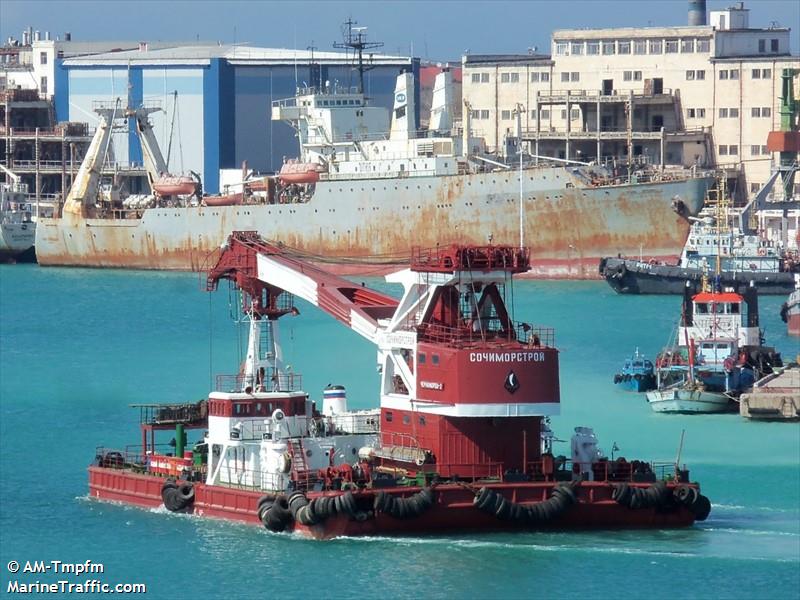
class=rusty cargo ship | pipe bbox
[35,71,712,278]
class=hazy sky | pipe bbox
[2,0,798,61]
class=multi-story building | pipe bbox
[462,1,800,201]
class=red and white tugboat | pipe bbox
[89,232,711,538]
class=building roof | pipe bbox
[62,44,411,67]
[464,53,552,66]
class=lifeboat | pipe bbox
[152,175,196,196]
[203,193,243,207]
[278,161,326,185]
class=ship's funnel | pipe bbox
[429,70,453,134]
[390,72,416,141]
[688,0,707,25]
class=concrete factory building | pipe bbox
[462,1,800,200]
[55,44,414,193]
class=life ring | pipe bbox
[757,247,766,257]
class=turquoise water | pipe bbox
[1,264,798,599]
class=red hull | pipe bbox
[88,467,698,539]
[789,313,800,336]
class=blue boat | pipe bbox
[613,349,657,392]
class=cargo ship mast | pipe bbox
[333,19,384,95]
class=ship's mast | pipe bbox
[333,19,384,95]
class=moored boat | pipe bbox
[88,232,712,538]
[646,282,781,414]
[613,349,656,392]
[0,181,36,263]
[35,59,712,277]
[780,275,800,336]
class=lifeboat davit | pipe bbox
[153,175,196,196]
[278,161,325,184]
[203,192,243,207]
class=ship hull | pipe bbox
[88,467,699,538]
[600,257,798,295]
[0,222,36,263]
[36,170,710,278]
[645,389,737,413]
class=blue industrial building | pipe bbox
[55,45,416,193]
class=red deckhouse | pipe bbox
[89,232,711,538]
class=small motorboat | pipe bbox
[613,349,656,392]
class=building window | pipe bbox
[665,39,679,53]
[570,108,580,120]
[758,39,766,53]
[587,41,600,55]
[730,69,739,80]
[751,107,761,117]
[618,40,631,54]
[501,110,512,120]
[561,72,570,82]
[471,73,480,83]
[750,183,760,193]
[634,40,647,54]
[686,70,695,81]
[697,108,705,118]
[762,69,771,79]
[719,145,728,155]
[500,72,519,83]
[624,71,633,82]
[531,72,539,82]
[730,108,739,118]
[771,39,779,52]
[750,145,761,155]
[634,71,642,81]
[541,72,550,82]
[571,42,584,55]
[762,145,769,154]
[719,108,728,118]
[649,39,662,54]
[696,39,710,52]
[681,39,694,53]
[719,70,729,80]
[39,51,47,65]
[695,70,705,80]
[570,72,579,82]
[602,41,615,55]
[540,109,550,119]
[752,69,761,79]
[687,108,696,118]
[40,76,48,95]
[385,411,393,422]
[728,145,738,155]
[556,42,568,55]
[560,109,567,120]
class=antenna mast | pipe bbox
[333,19,384,95]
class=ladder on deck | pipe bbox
[288,438,315,490]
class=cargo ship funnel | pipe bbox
[390,72,416,141]
[429,69,453,134]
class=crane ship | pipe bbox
[88,231,711,538]
[35,31,712,278]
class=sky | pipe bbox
[1,0,798,62]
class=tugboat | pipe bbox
[613,349,656,392]
[646,281,782,414]
[88,232,712,538]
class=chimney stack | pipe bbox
[688,0,707,26]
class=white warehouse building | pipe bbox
[462,1,800,201]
